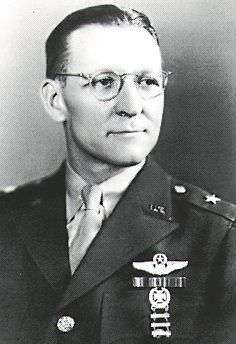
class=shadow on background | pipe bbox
[155,25,235,202]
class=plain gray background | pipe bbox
[0,0,235,202]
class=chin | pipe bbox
[102,144,154,167]
[106,153,147,167]
[116,160,143,167]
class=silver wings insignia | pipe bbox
[133,253,188,275]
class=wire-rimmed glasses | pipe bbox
[55,70,172,101]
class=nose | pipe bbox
[114,77,143,117]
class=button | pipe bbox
[174,185,187,194]
[57,316,75,332]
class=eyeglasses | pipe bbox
[55,70,172,101]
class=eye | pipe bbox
[92,76,115,88]
[139,77,160,87]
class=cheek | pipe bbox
[65,95,91,118]
[68,101,112,140]
[146,98,164,127]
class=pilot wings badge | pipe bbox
[132,253,188,340]
[133,253,188,275]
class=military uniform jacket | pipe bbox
[0,158,235,344]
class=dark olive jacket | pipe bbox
[0,158,235,344]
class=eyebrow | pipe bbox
[137,70,163,75]
[90,69,163,75]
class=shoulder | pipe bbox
[0,177,47,209]
[0,164,65,208]
[136,157,236,224]
[172,180,236,223]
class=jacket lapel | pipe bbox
[21,166,71,294]
[59,158,179,308]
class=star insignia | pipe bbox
[205,194,221,205]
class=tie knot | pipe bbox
[81,184,103,211]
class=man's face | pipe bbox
[62,24,164,167]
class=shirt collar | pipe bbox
[99,160,145,217]
[66,163,86,222]
[66,159,145,222]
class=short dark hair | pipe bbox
[45,4,159,79]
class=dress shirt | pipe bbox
[66,160,145,246]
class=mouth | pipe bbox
[107,129,146,137]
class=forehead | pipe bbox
[67,24,162,74]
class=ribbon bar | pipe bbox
[133,276,187,288]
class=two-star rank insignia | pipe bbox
[133,253,188,339]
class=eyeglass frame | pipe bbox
[55,70,172,101]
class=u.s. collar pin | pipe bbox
[150,204,166,216]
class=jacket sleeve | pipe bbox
[199,220,236,344]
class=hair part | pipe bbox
[45,4,160,80]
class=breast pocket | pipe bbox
[100,289,152,344]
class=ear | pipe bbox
[40,79,68,122]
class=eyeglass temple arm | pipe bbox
[55,72,90,79]
[163,71,172,87]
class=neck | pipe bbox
[67,147,132,185]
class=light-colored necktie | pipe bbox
[69,185,105,274]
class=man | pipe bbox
[0,4,235,344]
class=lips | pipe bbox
[107,129,146,136]
[114,130,145,134]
